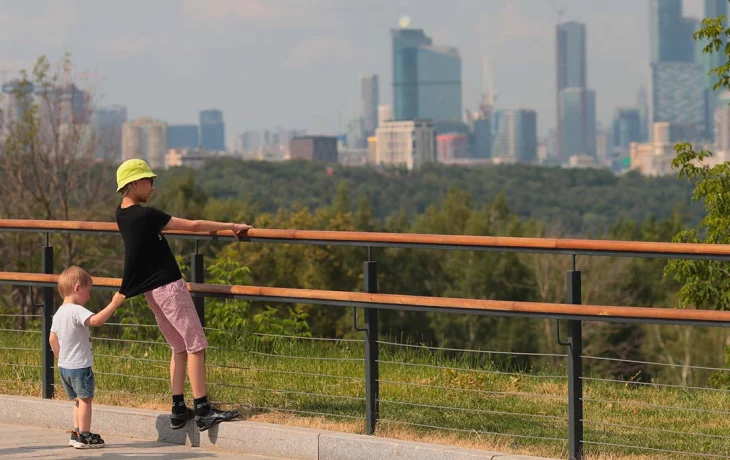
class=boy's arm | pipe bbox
[86,292,126,328]
[165,217,253,238]
[49,332,60,358]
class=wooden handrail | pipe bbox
[2,271,728,326]
[0,219,729,258]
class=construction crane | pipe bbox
[479,54,497,120]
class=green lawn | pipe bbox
[1,328,729,460]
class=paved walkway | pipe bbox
[0,423,283,459]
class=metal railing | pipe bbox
[2,219,730,460]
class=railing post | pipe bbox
[567,267,583,460]
[41,235,54,399]
[191,241,205,328]
[364,256,379,435]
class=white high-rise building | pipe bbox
[377,105,392,128]
[122,118,168,169]
[375,120,435,170]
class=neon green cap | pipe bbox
[116,159,157,192]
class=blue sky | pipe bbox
[0,0,708,143]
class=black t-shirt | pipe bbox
[116,205,183,298]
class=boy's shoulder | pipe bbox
[54,303,93,325]
[117,204,165,218]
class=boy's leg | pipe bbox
[69,400,80,447]
[147,288,196,429]
[75,397,104,449]
[147,279,238,430]
[188,350,206,398]
[73,399,79,431]
[78,397,92,433]
[171,351,188,395]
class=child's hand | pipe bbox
[111,292,126,307]
[233,223,253,239]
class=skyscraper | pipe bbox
[613,108,642,153]
[377,105,392,127]
[94,105,127,161]
[167,124,199,149]
[239,130,262,153]
[559,89,596,158]
[556,21,595,162]
[556,22,586,90]
[649,1,708,140]
[492,109,538,164]
[360,75,379,137]
[375,120,436,169]
[59,84,89,125]
[649,62,709,136]
[199,109,225,151]
[650,0,693,63]
[392,28,431,121]
[636,86,650,142]
[391,27,462,124]
[122,118,167,169]
[1,80,34,135]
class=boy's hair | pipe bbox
[119,183,131,196]
[58,266,92,297]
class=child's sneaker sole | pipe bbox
[73,441,104,449]
[195,408,241,432]
[170,407,195,430]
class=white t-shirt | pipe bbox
[50,303,95,369]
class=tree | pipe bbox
[0,55,118,325]
[665,14,730,310]
[664,13,730,384]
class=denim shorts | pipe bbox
[59,366,95,400]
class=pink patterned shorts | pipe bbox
[144,279,208,354]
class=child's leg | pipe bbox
[78,397,93,433]
[171,351,187,395]
[188,350,206,398]
[146,280,208,398]
[73,399,79,431]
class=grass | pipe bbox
[1,327,730,460]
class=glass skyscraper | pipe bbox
[492,109,537,163]
[559,88,596,158]
[168,124,199,149]
[556,22,586,90]
[650,62,709,136]
[650,0,691,63]
[556,21,594,162]
[612,108,641,151]
[648,0,710,140]
[199,109,225,151]
[391,28,462,123]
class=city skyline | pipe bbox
[0,0,710,144]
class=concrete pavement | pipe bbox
[0,423,283,459]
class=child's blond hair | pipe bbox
[58,266,92,298]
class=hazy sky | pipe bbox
[0,0,708,144]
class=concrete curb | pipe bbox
[0,395,557,460]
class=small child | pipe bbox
[49,266,125,449]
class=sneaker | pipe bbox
[195,407,240,432]
[68,431,77,447]
[74,432,105,449]
[170,407,195,430]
